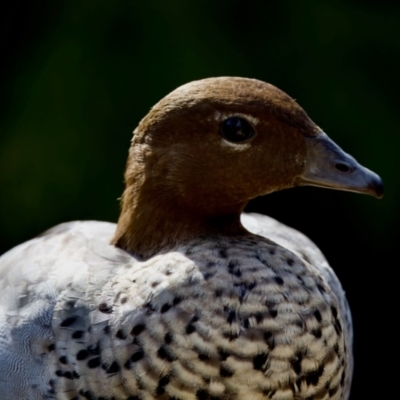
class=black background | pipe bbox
[1,1,399,398]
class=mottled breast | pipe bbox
[48,231,351,400]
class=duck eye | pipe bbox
[221,117,255,143]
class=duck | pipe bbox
[0,77,383,400]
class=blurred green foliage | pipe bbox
[0,1,398,398]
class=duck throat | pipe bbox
[111,178,247,260]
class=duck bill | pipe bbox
[296,133,384,199]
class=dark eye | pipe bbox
[221,117,255,143]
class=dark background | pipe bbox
[0,1,398,398]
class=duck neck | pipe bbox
[111,179,247,260]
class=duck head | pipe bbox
[112,77,383,258]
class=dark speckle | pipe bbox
[220,365,234,377]
[198,353,209,361]
[144,301,156,313]
[48,343,55,352]
[156,375,170,395]
[48,379,55,389]
[334,320,342,336]
[218,348,229,361]
[126,397,141,400]
[305,365,324,386]
[312,328,322,339]
[223,331,239,340]
[87,357,101,368]
[164,332,173,344]
[196,389,211,400]
[334,343,339,355]
[253,353,268,370]
[227,260,242,277]
[255,313,263,323]
[263,331,275,350]
[98,302,113,314]
[215,288,223,297]
[59,356,68,365]
[76,350,89,360]
[296,320,304,329]
[55,370,63,377]
[269,309,278,318]
[219,248,228,258]
[63,371,73,380]
[157,346,176,362]
[203,272,214,280]
[263,331,272,341]
[60,316,78,327]
[314,310,322,322]
[160,303,171,313]
[274,276,284,285]
[131,324,145,336]
[234,282,248,300]
[173,296,182,305]
[66,300,76,308]
[131,350,144,362]
[79,389,96,400]
[116,329,127,340]
[263,389,276,397]
[103,361,120,374]
[340,371,346,386]
[227,260,238,270]
[329,386,339,397]
[317,284,325,294]
[287,259,294,266]
[234,269,242,277]
[331,306,342,336]
[72,330,84,339]
[120,297,128,304]
[291,353,302,374]
[227,310,236,324]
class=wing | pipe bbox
[0,221,132,399]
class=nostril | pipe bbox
[335,163,351,173]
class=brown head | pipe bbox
[112,77,383,258]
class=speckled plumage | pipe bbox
[0,77,382,400]
[0,217,351,400]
